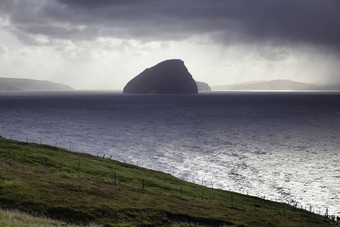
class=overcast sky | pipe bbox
[0,0,339,90]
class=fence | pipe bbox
[1,135,339,222]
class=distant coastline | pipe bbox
[212,79,340,91]
[0,77,73,91]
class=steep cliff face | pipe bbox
[123,59,198,94]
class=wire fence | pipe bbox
[1,135,339,222]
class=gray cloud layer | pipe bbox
[1,0,340,49]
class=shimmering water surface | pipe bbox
[0,91,339,216]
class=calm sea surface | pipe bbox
[0,91,339,216]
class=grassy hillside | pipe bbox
[0,137,337,226]
[0,208,97,227]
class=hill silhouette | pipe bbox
[123,59,198,94]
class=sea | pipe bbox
[0,91,339,216]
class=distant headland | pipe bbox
[212,79,340,91]
[0,77,73,91]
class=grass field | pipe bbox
[0,137,337,226]
[0,208,98,227]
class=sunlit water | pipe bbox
[0,91,339,216]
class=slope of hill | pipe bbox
[0,208,85,227]
[212,80,340,91]
[0,77,73,91]
[231,80,316,90]
[212,80,265,91]
[0,138,336,226]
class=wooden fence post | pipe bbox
[78,161,80,177]
[59,161,63,175]
[44,158,47,172]
[231,194,234,208]
[114,171,116,185]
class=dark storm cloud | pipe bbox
[1,0,340,49]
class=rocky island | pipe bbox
[123,59,198,94]
[196,81,211,92]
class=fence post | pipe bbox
[44,158,47,172]
[142,178,144,190]
[59,161,63,175]
[114,171,116,185]
[231,194,234,208]
[78,161,80,177]
[40,138,42,144]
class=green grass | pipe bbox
[0,208,100,227]
[0,137,337,226]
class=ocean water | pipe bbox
[0,91,339,216]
